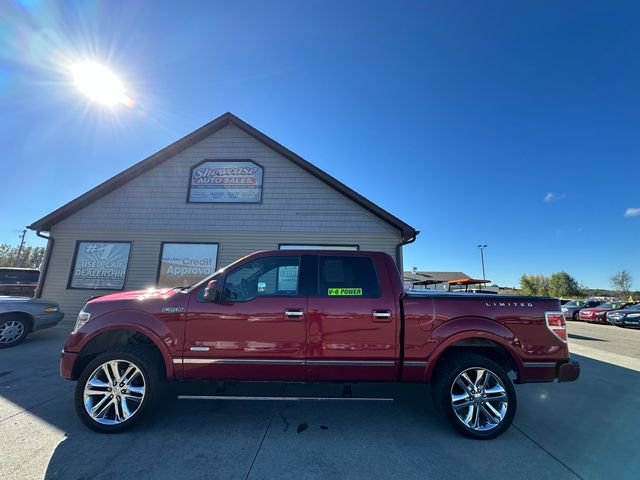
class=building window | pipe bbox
[156,243,218,288]
[68,241,132,290]
[318,256,380,298]
[278,244,359,251]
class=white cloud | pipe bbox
[624,208,640,217]
[544,193,566,202]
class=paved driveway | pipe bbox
[1,323,639,480]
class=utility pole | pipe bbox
[15,229,27,267]
[477,244,487,281]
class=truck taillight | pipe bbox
[545,312,567,342]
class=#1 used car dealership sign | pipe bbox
[69,242,131,290]
[188,160,263,203]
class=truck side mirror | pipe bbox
[202,279,223,302]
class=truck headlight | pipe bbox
[72,310,91,333]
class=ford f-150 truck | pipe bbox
[61,250,579,439]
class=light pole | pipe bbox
[477,244,487,281]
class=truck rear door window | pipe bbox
[318,256,380,298]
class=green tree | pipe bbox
[0,243,46,269]
[520,274,551,296]
[610,270,633,298]
[549,271,582,298]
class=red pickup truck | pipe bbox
[61,250,579,439]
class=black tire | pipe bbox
[74,345,166,433]
[431,352,516,440]
[0,316,29,348]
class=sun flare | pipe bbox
[71,61,127,106]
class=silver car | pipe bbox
[0,296,64,348]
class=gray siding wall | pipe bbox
[41,124,403,322]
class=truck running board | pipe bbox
[177,395,394,402]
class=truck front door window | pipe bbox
[223,256,301,301]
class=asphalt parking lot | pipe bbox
[1,321,639,480]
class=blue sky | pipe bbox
[0,0,638,289]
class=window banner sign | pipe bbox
[69,242,131,290]
[188,160,263,203]
[277,265,299,291]
[157,243,218,288]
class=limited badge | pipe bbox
[328,288,363,296]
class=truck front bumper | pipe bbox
[60,350,80,380]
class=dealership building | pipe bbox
[29,113,418,320]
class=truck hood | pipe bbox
[87,288,178,304]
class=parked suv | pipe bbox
[0,268,40,297]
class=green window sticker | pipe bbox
[328,288,363,296]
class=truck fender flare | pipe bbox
[425,317,524,382]
[76,311,177,380]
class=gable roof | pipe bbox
[28,112,418,239]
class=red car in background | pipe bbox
[0,268,40,297]
[579,302,628,324]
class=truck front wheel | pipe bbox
[74,346,165,433]
[431,352,516,439]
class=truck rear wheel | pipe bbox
[74,346,165,433]
[431,352,516,440]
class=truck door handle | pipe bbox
[372,310,392,322]
[284,309,304,320]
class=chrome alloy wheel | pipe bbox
[83,360,146,425]
[450,367,508,432]
[0,320,25,345]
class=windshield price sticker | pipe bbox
[328,288,363,296]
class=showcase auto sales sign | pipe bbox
[188,160,263,203]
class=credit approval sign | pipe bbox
[157,243,218,288]
[188,160,263,203]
